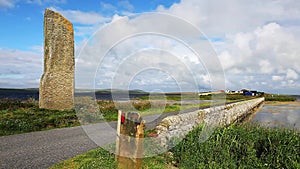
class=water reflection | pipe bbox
[252,102,300,130]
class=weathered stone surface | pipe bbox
[39,9,74,110]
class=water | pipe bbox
[0,90,148,101]
[252,101,300,130]
[0,90,39,100]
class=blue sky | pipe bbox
[0,0,179,50]
[0,0,300,94]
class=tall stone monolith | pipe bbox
[39,9,74,110]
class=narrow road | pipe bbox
[0,126,98,169]
[0,107,199,169]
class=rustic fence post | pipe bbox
[115,110,122,160]
[115,111,145,169]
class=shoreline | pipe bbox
[265,100,300,106]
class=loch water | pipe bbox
[251,98,300,130]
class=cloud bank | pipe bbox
[0,0,299,94]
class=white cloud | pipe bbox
[26,0,66,5]
[117,0,134,12]
[218,51,234,70]
[100,2,116,12]
[29,45,43,53]
[75,14,222,92]
[272,75,284,81]
[154,0,300,93]
[26,0,42,5]
[49,7,110,25]
[0,48,43,88]
[157,0,300,36]
[215,22,300,93]
[72,0,300,94]
[259,60,273,74]
[2,0,300,94]
[0,0,15,8]
[286,69,298,80]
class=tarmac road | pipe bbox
[0,108,192,169]
[0,125,98,169]
[0,103,220,169]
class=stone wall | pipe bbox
[155,98,265,148]
[39,9,74,110]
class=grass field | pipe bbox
[264,94,297,101]
[171,124,299,168]
[0,98,79,136]
[0,98,222,136]
[50,123,300,169]
[1,93,296,136]
[1,93,298,168]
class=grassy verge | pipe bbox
[49,148,176,169]
[0,95,269,136]
[264,94,297,101]
[50,124,299,169]
[1,98,217,136]
[98,100,230,121]
[171,124,299,168]
[0,98,80,136]
[139,93,251,101]
[140,93,298,102]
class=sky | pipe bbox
[0,0,300,94]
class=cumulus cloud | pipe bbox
[100,2,116,12]
[71,0,300,94]
[117,0,134,12]
[286,69,298,80]
[157,0,300,93]
[1,0,300,94]
[0,48,43,88]
[216,22,300,93]
[49,7,110,25]
[75,13,224,92]
[272,76,284,81]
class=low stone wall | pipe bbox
[155,97,265,148]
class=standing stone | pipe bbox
[39,9,74,110]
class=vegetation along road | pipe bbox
[0,105,203,169]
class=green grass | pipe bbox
[140,94,207,101]
[171,124,300,169]
[0,94,262,137]
[97,100,225,119]
[0,96,242,136]
[0,98,80,136]
[1,98,212,136]
[138,102,213,117]
[50,148,118,169]
[49,147,176,169]
[139,93,262,102]
[50,124,299,169]
[264,94,297,101]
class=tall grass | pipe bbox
[171,124,300,168]
[264,94,296,101]
[50,124,299,169]
[0,98,79,136]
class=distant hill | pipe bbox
[95,89,149,95]
[0,88,39,92]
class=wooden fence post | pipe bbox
[115,111,145,169]
[115,110,122,160]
